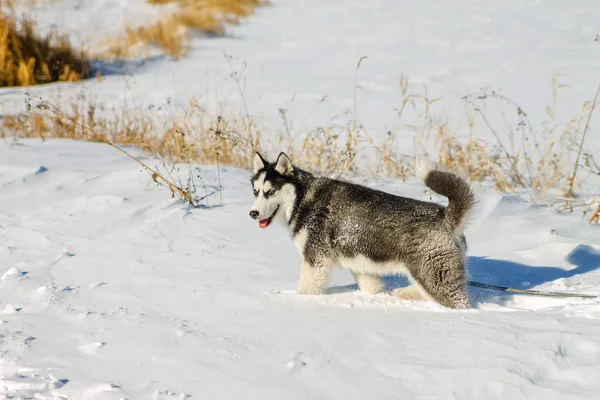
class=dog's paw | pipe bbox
[296,286,324,295]
[394,285,426,301]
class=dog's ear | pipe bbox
[275,152,293,175]
[253,152,269,173]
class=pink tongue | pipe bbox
[258,219,269,229]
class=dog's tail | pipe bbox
[415,159,475,234]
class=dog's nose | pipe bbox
[249,210,259,219]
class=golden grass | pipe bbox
[0,12,90,86]
[590,205,600,223]
[0,0,263,86]
[2,77,598,218]
[1,96,261,168]
[420,79,596,203]
[107,17,188,60]
[106,0,266,60]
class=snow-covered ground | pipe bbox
[2,0,600,398]
[1,140,600,399]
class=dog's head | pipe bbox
[249,152,296,229]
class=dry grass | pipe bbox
[107,17,188,60]
[590,203,600,223]
[416,80,597,203]
[106,0,265,60]
[0,0,263,87]
[2,95,262,168]
[1,96,263,205]
[563,85,600,212]
[0,11,90,86]
[2,76,598,218]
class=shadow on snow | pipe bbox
[325,244,600,306]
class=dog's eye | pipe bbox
[266,189,277,197]
[253,189,258,196]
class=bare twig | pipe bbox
[564,84,600,213]
[353,56,368,132]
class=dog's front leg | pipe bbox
[296,259,330,295]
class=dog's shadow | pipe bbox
[326,244,600,305]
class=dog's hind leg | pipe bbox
[409,254,471,309]
[296,259,331,295]
[352,272,385,294]
[394,284,428,301]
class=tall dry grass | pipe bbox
[0,0,264,86]
[2,76,598,217]
[0,12,89,86]
[409,77,599,205]
[2,94,262,168]
[106,0,266,60]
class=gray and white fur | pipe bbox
[249,152,475,309]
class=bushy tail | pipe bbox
[416,160,475,234]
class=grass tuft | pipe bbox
[106,0,266,60]
[0,11,89,86]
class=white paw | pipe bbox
[359,284,385,294]
[394,286,425,301]
[296,285,324,295]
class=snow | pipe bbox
[1,0,600,398]
[14,0,177,46]
[2,0,600,147]
[1,140,600,399]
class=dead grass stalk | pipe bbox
[563,85,600,212]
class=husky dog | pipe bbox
[249,152,475,309]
